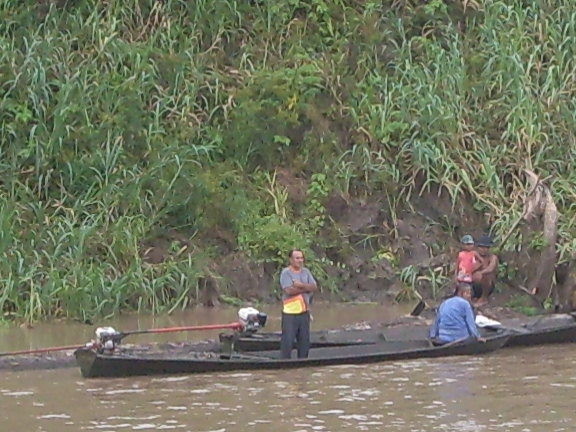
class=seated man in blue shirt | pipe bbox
[429,283,485,344]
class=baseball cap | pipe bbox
[476,234,494,247]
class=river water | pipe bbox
[1,304,575,431]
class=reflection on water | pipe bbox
[1,344,575,432]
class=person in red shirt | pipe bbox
[455,235,481,284]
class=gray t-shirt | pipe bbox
[280,267,316,309]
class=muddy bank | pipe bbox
[159,185,551,310]
[0,339,221,372]
[0,352,78,372]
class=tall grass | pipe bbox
[0,0,575,320]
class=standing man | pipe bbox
[429,282,484,344]
[472,234,499,306]
[280,249,317,359]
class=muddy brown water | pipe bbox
[0,303,407,353]
[2,304,575,431]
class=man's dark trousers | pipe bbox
[280,312,310,359]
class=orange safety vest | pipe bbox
[282,294,308,314]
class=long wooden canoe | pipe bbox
[223,314,576,352]
[75,334,509,378]
[492,314,576,347]
[219,327,396,352]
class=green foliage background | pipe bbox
[1,0,575,320]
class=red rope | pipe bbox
[0,344,86,357]
[0,322,244,357]
[128,322,243,335]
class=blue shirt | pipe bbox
[429,296,480,342]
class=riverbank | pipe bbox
[1,1,575,321]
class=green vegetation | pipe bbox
[505,294,543,316]
[1,0,575,321]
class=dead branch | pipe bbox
[522,170,558,302]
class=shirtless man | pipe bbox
[472,235,498,306]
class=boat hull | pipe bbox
[499,315,576,347]
[227,314,576,351]
[76,335,509,378]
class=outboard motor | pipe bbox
[95,327,122,353]
[237,307,267,333]
[220,308,267,358]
